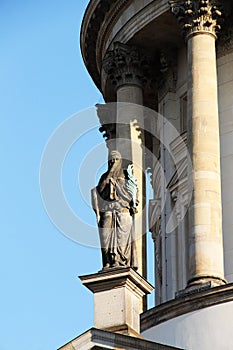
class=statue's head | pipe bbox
[108,150,122,170]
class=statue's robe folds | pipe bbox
[92,173,138,269]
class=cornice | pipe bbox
[80,0,171,93]
[59,327,181,350]
[96,0,132,73]
[80,0,132,90]
[106,0,170,50]
[141,282,233,332]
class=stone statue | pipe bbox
[91,150,138,270]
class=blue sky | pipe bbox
[0,1,154,349]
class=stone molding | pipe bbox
[81,0,171,91]
[98,0,169,63]
[159,131,188,232]
[149,200,162,289]
[81,0,131,89]
[169,0,222,39]
[169,131,187,166]
[140,282,233,332]
[103,42,150,90]
[58,327,182,350]
[149,159,163,295]
[80,267,153,296]
[80,267,153,336]
[167,132,188,207]
[149,200,161,241]
[152,159,162,201]
[149,158,162,242]
[96,0,133,72]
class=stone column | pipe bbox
[103,43,148,283]
[170,0,226,287]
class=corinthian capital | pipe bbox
[169,0,222,38]
[103,42,150,90]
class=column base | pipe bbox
[176,276,227,299]
[187,275,227,288]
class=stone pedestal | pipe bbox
[80,267,153,337]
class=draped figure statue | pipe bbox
[91,150,138,270]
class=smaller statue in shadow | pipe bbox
[91,150,138,270]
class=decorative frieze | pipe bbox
[169,0,222,38]
[103,42,150,90]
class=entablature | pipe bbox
[81,0,183,99]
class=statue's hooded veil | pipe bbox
[108,150,124,178]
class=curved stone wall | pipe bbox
[142,300,233,349]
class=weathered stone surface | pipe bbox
[169,0,222,38]
[58,327,182,350]
[103,42,150,90]
[81,0,233,308]
[80,267,153,336]
[141,282,233,331]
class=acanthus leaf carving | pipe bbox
[103,42,150,89]
[169,0,222,38]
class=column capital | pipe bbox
[103,42,150,90]
[169,0,222,39]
